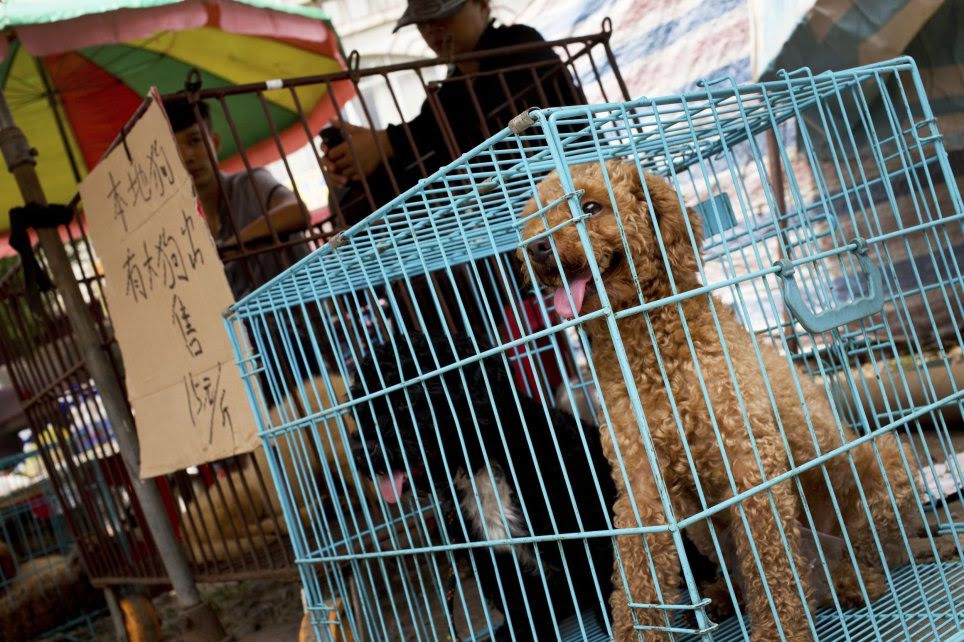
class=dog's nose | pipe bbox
[528,238,553,265]
[352,438,375,463]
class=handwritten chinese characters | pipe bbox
[106,140,176,234]
[79,92,258,478]
[184,365,232,446]
[172,294,202,357]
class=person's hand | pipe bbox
[322,118,392,186]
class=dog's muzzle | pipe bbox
[527,237,554,266]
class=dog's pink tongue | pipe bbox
[553,274,592,320]
[377,471,406,504]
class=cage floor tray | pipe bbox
[550,562,964,642]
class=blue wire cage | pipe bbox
[226,57,964,641]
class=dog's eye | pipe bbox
[582,201,603,216]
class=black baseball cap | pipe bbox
[393,0,469,33]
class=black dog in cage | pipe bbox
[349,332,617,640]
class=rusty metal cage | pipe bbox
[183,22,628,304]
[0,24,628,594]
[0,238,297,586]
[0,448,105,641]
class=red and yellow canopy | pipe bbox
[0,0,352,240]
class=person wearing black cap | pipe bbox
[322,0,579,213]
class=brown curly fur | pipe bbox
[518,160,917,641]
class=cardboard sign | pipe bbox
[79,91,259,478]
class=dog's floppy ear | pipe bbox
[516,196,538,271]
[516,175,556,289]
[608,160,649,204]
[641,172,703,283]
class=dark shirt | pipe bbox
[332,21,581,226]
[387,20,582,181]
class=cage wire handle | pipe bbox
[775,237,884,334]
[474,109,538,197]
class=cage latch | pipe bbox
[477,179,499,195]
[775,237,884,334]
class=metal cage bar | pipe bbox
[0,449,106,641]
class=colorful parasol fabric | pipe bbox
[0,0,352,236]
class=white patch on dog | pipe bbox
[455,468,536,568]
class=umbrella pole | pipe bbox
[33,57,83,184]
[0,88,230,642]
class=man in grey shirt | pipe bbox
[163,98,325,380]
[163,98,310,300]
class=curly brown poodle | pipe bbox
[517,160,916,641]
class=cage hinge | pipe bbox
[508,110,535,134]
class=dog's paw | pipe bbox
[830,560,887,608]
[909,534,961,563]
[702,577,739,622]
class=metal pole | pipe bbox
[103,587,132,642]
[768,127,800,354]
[33,57,83,184]
[0,88,230,642]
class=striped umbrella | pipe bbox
[0,0,353,237]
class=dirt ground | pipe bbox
[236,619,303,642]
[156,579,305,642]
[57,579,303,641]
